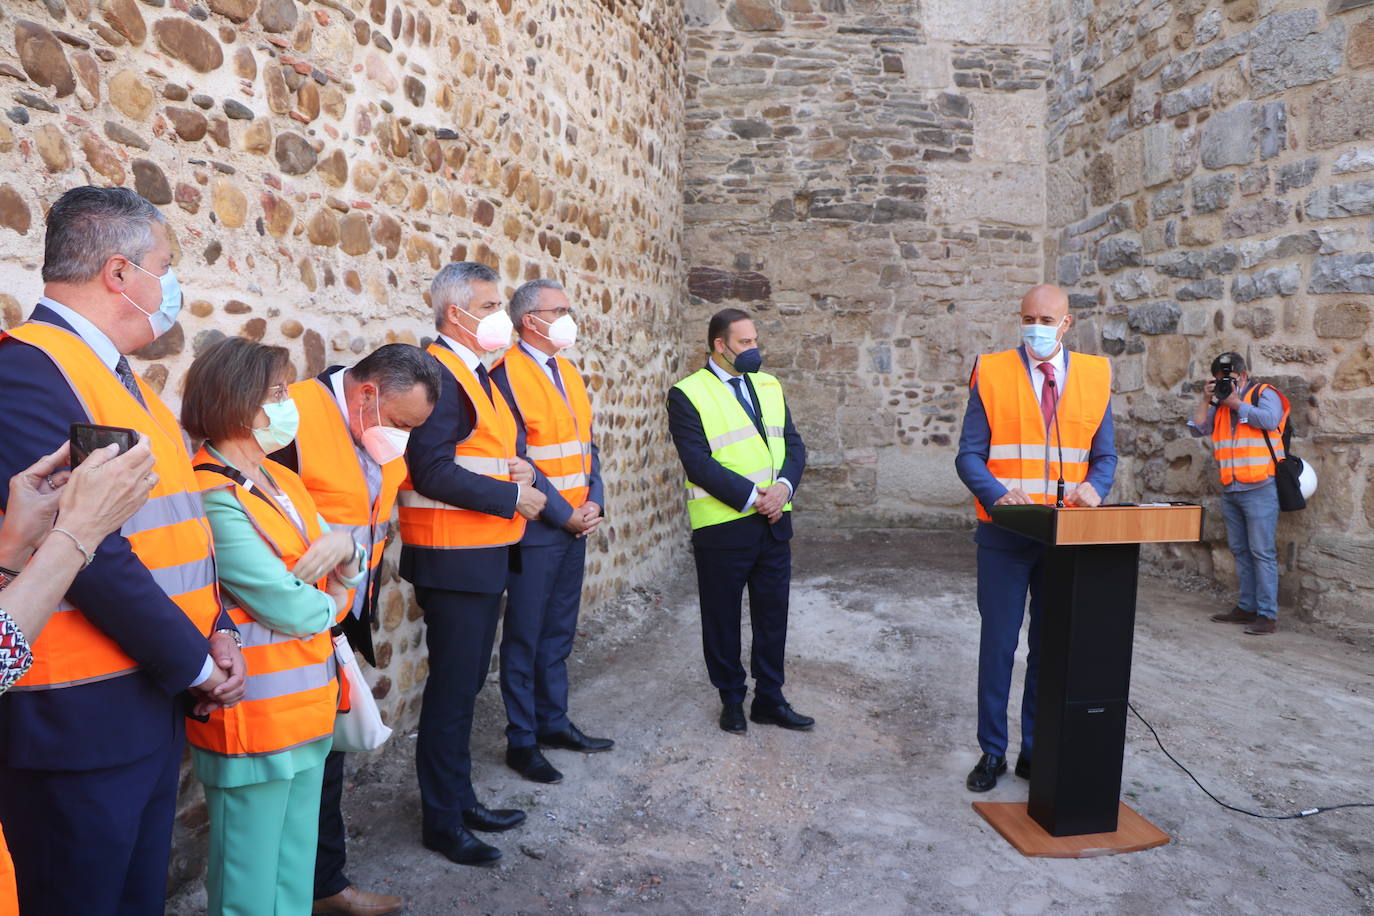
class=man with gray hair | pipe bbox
[492,279,612,787]
[0,185,245,914]
[398,262,546,866]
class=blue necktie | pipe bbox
[547,356,566,397]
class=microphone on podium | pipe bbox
[1046,377,1066,508]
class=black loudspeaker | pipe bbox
[1028,544,1140,836]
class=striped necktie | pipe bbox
[116,355,147,409]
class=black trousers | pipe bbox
[692,527,791,707]
[413,587,502,830]
[313,750,350,900]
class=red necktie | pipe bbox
[1038,362,1057,429]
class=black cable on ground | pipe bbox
[1128,702,1374,819]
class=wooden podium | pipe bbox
[972,503,1202,857]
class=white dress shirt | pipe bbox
[328,368,382,619]
[438,333,481,372]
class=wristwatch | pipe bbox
[213,627,243,649]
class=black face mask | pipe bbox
[726,344,762,374]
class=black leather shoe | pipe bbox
[422,826,502,866]
[719,703,747,733]
[505,746,563,784]
[1015,755,1031,780]
[537,723,614,753]
[749,701,815,731]
[966,753,1007,792]
[462,803,526,833]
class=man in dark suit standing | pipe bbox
[491,279,612,786]
[398,262,546,867]
[666,308,812,734]
[0,186,245,914]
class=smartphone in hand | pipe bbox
[70,423,137,466]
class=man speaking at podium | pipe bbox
[954,284,1117,792]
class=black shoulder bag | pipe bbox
[1259,425,1306,512]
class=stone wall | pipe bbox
[1046,0,1374,640]
[0,0,687,888]
[681,0,1052,527]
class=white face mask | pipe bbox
[534,313,578,350]
[358,393,408,465]
[459,306,513,352]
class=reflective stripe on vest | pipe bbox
[3,322,220,692]
[494,347,594,507]
[187,450,338,757]
[1211,383,1290,485]
[289,377,406,621]
[672,368,791,530]
[397,344,525,549]
[970,348,1112,523]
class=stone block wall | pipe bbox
[1046,0,1374,640]
[681,0,1053,527]
[0,0,687,887]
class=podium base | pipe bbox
[972,801,1169,858]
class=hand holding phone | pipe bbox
[70,423,137,467]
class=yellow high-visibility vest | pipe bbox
[673,367,791,530]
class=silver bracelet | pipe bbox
[50,527,95,569]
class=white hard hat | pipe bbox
[1297,458,1317,500]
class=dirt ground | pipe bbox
[171,529,1373,915]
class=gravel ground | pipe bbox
[169,528,1374,915]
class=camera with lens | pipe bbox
[1212,375,1233,401]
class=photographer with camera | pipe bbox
[1188,352,1290,636]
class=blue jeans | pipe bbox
[1220,480,1279,619]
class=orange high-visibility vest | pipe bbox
[188,449,337,757]
[3,322,220,691]
[0,823,15,916]
[289,376,406,621]
[397,344,526,549]
[971,348,1112,523]
[1211,383,1290,486]
[494,346,594,508]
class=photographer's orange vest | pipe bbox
[970,348,1112,523]
[2,322,220,691]
[288,377,406,621]
[1211,383,1290,485]
[397,344,525,549]
[188,451,337,757]
[493,346,594,508]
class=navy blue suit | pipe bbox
[490,350,604,748]
[0,305,222,916]
[666,368,806,706]
[400,339,521,827]
[954,346,1117,760]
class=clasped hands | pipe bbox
[755,482,790,523]
[994,483,1101,508]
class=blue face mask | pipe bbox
[122,259,183,339]
[251,398,300,452]
[1021,318,1065,360]
[728,345,763,374]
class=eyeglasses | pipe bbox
[530,307,574,319]
[265,384,290,403]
